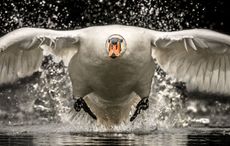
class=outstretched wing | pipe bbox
[0,28,80,85]
[150,29,230,95]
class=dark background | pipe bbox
[0,0,229,35]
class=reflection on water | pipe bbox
[0,128,229,146]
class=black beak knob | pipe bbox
[110,53,117,59]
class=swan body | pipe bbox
[1,25,230,126]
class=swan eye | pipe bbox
[120,39,123,43]
[108,39,110,43]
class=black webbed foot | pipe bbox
[130,97,149,121]
[74,97,97,120]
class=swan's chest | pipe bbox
[83,57,141,85]
[68,48,154,100]
[82,58,146,98]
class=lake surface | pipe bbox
[0,126,229,146]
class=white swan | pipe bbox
[1,25,230,126]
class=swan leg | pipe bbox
[73,97,97,120]
[130,96,149,121]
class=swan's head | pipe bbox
[106,34,127,59]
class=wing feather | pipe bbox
[0,28,80,85]
[151,29,230,95]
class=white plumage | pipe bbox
[1,25,230,125]
[152,29,230,95]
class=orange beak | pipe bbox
[108,41,121,58]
